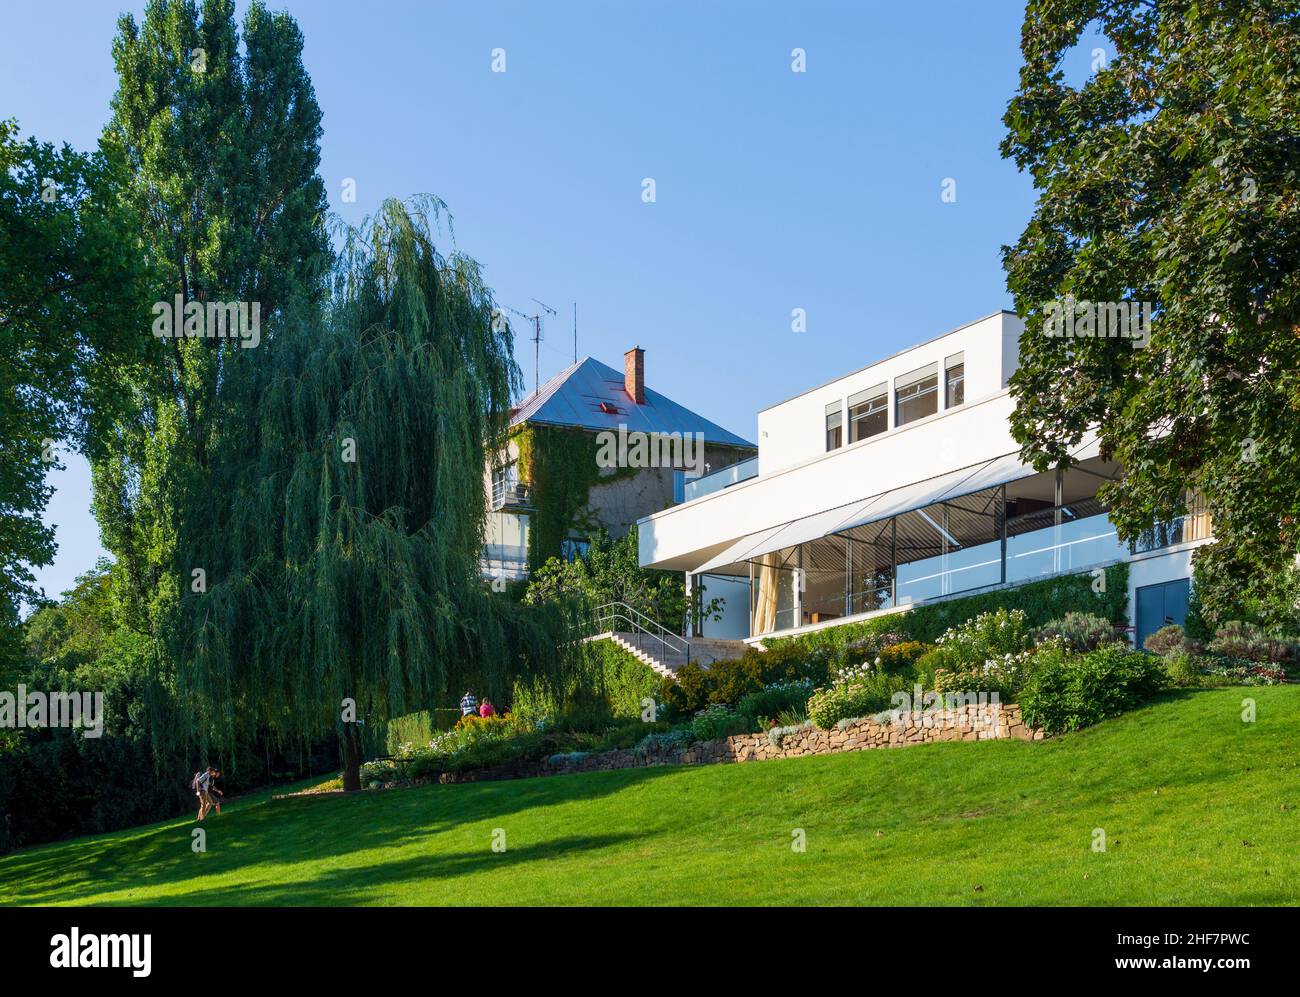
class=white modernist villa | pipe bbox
[637,312,1211,648]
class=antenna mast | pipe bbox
[503,299,557,396]
[531,299,557,395]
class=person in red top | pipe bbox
[478,698,496,718]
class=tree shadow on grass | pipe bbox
[0,765,682,906]
[122,831,648,906]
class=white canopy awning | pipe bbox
[693,438,1102,575]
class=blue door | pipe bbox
[1135,578,1190,648]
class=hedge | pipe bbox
[582,639,663,719]
[768,563,1130,656]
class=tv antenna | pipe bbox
[502,298,557,396]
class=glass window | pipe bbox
[825,401,843,451]
[490,461,520,508]
[848,384,888,443]
[895,363,938,426]
[491,461,516,491]
[945,353,964,408]
[484,512,529,563]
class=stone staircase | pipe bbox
[587,631,750,679]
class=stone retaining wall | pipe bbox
[419,703,1040,787]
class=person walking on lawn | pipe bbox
[207,767,224,816]
[193,766,222,821]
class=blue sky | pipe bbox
[3,0,1102,603]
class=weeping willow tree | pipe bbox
[173,199,567,789]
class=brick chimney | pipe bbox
[624,346,645,404]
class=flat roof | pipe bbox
[755,310,1015,415]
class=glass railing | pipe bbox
[1133,515,1198,553]
[683,456,758,502]
[849,582,894,616]
[896,538,1002,604]
[748,509,1144,636]
[1007,512,1129,583]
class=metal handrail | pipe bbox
[583,600,691,662]
[490,479,531,510]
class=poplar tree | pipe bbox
[93,0,330,639]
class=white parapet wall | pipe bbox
[640,388,1022,571]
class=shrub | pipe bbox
[585,640,664,719]
[635,726,695,754]
[547,751,591,767]
[771,703,809,728]
[691,704,753,741]
[374,712,572,779]
[770,615,913,666]
[903,563,1130,641]
[807,663,907,729]
[1204,660,1289,686]
[912,645,961,689]
[548,701,618,735]
[874,640,929,673]
[1035,612,1122,653]
[360,758,401,784]
[1208,621,1299,665]
[1162,651,1211,688]
[1019,644,1165,735]
[591,720,671,752]
[1144,624,1203,658]
[767,721,812,748]
[735,680,814,727]
[661,642,829,714]
[934,608,1034,668]
[384,709,461,754]
[932,645,1040,699]
[660,661,709,714]
[840,631,908,664]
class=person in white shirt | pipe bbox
[193,766,221,820]
[459,689,478,717]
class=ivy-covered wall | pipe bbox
[511,423,751,571]
[515,425,607,570]
[583,640,663,719]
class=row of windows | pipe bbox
[826,353,964,452]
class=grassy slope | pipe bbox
[2,687,1296,906]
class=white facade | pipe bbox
[639,311,1209,645]
[755,312,1021,476]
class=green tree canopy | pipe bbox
[0,119,151,663]
[93,0,331,640]
[1001,0,1300,625]
[523,527,725,635]
[177,200,566,789]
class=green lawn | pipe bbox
[2,687,1297,906]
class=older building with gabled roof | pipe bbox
[483,347,756,585]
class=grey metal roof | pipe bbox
[510,356,755,449]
